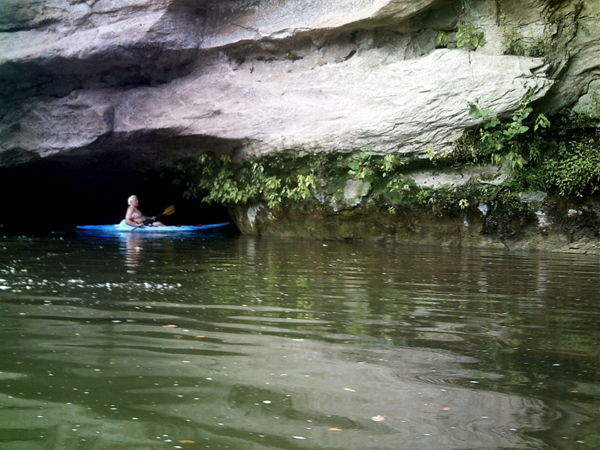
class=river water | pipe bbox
[0,229,598,450]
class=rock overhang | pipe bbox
[0,0,562,162]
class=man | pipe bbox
[125,195,165,227]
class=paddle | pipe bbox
[128,205,176,231]
[143,204,175,225]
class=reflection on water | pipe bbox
[0,231,599,450]
[124,232,144,272]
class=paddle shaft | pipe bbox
[132,205,175,230]
[143,213,163,226]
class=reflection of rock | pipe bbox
[0,336,552,449]
[2,235,596,448]
[0,393,169,448]
[137,336,552,449]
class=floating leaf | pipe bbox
[163,324,177,328]
[371,415,385,422]
[292,436,306,440]
[441,407,451,411]
[179,440,196,444]
[172,335,183,338]
[344,388,356,392]
[196,335,206,338]
[328,427,342,431]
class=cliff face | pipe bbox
[0,0,556,161]
[1,0,599,246]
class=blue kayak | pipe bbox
[77,220,230,232]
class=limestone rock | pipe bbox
[0,0,576,171]
[541,0,600,114]
[1,45,551,166]
[337,179,370,210]
[409,166,508,189]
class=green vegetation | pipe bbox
[500,26,554,59]
[175,145,543,234]
[175,84,599,233]
[456,18,486,50]
[447,88,600,198]
[436,31,448,48]
[174,151,325,210]
[501,26,525,56]
[527,36,552,59]
[449,89,549,171]
[176,150,378,210]
[540,133,600,197]
[498,9,554,59]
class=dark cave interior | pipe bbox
[0,157,235,233]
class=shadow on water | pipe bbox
[0,232,598,449]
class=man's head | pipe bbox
[127,195,138,205]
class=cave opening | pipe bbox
[0,157,236,233]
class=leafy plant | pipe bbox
[462,90,545,170]
[502,27,525,56]
[543,131,600,197]
[348,152,374,180]
[528,36,552,58]
[436,31,448,48]
[451,89,600,199]
[534,113,551,132]
[456,19,486,50]
[176,151,353,210]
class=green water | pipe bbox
[0,230,598,450]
